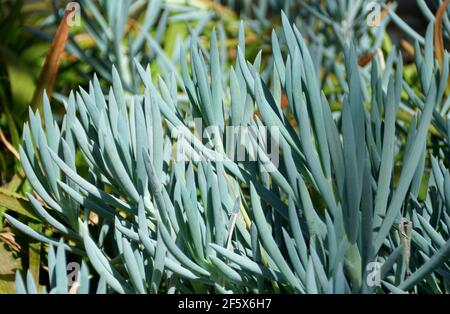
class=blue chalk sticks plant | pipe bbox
[2,0,450,294]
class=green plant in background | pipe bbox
[6,3,450,292]
[0,0,49,182]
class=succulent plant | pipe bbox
[31,0,240,96]
[7,1,450,294]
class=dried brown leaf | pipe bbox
[30,10,71,114]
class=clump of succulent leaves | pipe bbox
[38,0,246,99]
[39,0,392,97]
[9,8,450,293]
